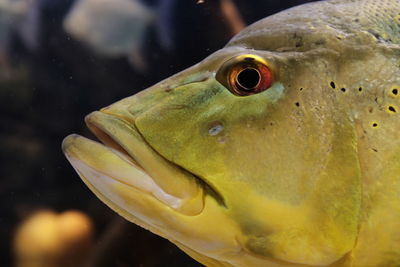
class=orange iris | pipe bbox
[216,54,274,96]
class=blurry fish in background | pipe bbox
[14,0,40,52]
[155,0,174,51]
[0,0,39,77]
[64,0,176,72]
[0,0,30,51]
[14,210,94,267]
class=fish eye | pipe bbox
[216,54,274,96]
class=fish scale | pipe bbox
[357,0,400,42]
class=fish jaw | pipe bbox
[62,111,205,215]
[62,134,186,211]
[61,112,244,264]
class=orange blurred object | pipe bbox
[14,210,94,267]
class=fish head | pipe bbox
[62,18,363,267]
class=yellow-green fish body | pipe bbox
[63,0,400,266]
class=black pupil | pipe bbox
[237,68,260,90]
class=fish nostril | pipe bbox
[208,124,224,136]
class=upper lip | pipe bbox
[85,111,140,167]
[83,110,207,214]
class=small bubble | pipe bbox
[208,124,224,136]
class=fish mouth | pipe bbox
[62,111,204,216]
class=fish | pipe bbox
[0,0,38,70]
[62,0,400,266]
[0,0,31,46]
[63,0,175,72]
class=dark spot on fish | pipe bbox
[359,87,363,92]
[292,32,304,48]
[354,18,360,22]
[314,39,326,45]
[392,88,398,95]
[330,81,336,89]
[388,106,397,113]
[372,148,378,152]
[270,122,274,126]
[369,107,373,113]
[368,29,390,43]
[341,88,346,92]
[372,123,378,127]
[299,87,303,91]
[368,29,381,39]
[295,102,300,107]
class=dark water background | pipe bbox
[1,0,316,266]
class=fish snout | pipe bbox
[82,110,205,215]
